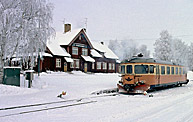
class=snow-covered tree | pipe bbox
[138,45,150,58]
[154,30,190,69]
[154,30,173,61]
[108,39,150,61]
[172,38,189,66]
[120,39,138,60]
[188,43,193,71]
[0,0,54,82]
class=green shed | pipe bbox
[3,67,21,86]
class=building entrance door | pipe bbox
[84,63,87,72]
[64,62,67,72]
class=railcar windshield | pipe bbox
[126,65,132,74]
[120,65,125,74]
[149,65,154,73]
[135,65,148,74]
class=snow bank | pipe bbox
[187,71,193,80]
[1,71,193,122]
[0,84,38,97]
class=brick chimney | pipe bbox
[64,24,71,33]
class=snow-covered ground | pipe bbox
[0,71,193,122]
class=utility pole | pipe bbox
[85,18,88,31]
[62,18,65,33]
[37,48,40,76]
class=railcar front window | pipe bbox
[120,65,125,74]
[126,65,132,74]
[150,65,154,74]
[135,65,148,74]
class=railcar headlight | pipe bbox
[140,80,145,84]
[139,80,146,84]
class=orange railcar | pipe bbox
[117,57,189,93]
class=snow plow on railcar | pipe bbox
[117,57,189,94]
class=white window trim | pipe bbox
[92,62,95,69]
[74,59,79,68]
[112,63,115,70]
[72,46,78,55]
[70,62,74,68]
[109,63,112,70]
[103,62,107,70]
[97,62,101,70]
[56,58,61,68]
[82,48,88,56]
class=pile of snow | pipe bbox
[187,71,193,80]
[0,84,38,97]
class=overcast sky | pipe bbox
[49,0,193,52]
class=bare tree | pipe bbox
[0,0,55,82]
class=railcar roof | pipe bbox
[121,57,182,66]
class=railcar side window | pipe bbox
[135,65,148,74]
[176,67,178,75]
[183,68,186,74]
[171,67,174,75]
[161,66,165,75]
[179,68,182,75]
[120,65,125,74]
[126,65,132,74]
[149,65,154,74]
[167,66,170,75]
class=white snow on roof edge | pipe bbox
[91,41,119,60]
[47,41,71,57]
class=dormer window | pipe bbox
[82,48,88,56]
[72,47,78,55]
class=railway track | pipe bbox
[0,93,119,118]
[0,101,97,118]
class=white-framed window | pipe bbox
[74,59,79,68]
[72,47,78,55]
[92,63,95,69]
[70,62,74,68]
[82,48,88,56]
[112,63,115,70]
[103,62,107,70]
[56,58,61,68]
[109,63,112,70]
[97,62,101,70]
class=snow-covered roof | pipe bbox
[64,57,73,63]
[91,42,119,60]
[90,49,102,58]
[41,52,53,57]
[47,41,71,57]
[91,41,106,53]
[116,60,121,63]
[4,66,21,69]
[55,28,82,45]
[12,58,21,61]
[81,55,95,62]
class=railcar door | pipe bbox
[156,65,160,85]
